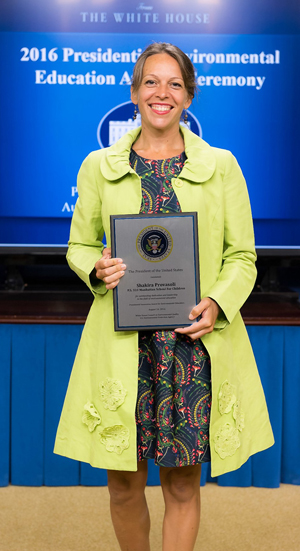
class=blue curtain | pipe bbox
[0,324,299,487]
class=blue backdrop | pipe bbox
[0,0,299,247]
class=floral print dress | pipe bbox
[129,149,212,467]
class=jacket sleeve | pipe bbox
[206,152,257,327]
[66,151,107,296]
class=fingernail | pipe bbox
[189,314,194,320]
[121,264,126,269]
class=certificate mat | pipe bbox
[110,213,200,331]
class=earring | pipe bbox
[133,104,138,121]
[184,110,188,125]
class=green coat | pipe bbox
[54,126,274,477]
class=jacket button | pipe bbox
[174,179,183,188]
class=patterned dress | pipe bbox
[129,149,212,467]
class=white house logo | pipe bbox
[136,225,173,262]
[97,101,202,148]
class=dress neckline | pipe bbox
[130,148,186,163]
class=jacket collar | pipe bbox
[100,125,216,183]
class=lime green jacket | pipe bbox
[54,126,274,476]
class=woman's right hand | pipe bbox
[94,248,126,290]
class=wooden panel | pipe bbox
[80,463,108,486]
[281,326,300,484]
[11,325,45,485]
[217,459,252,487]
[44,325,81,486]
[146,459,160,486]
[0,325,11,486]
[249,326,284,488]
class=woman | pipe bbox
[55,43,274,550]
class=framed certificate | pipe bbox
[110,212,200,331]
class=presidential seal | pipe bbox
[136,225,173,262]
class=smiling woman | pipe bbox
[54,42,274,551]
[130,53,193,158]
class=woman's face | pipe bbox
[131,53,192,133]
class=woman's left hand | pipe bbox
[175,297,220,340]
